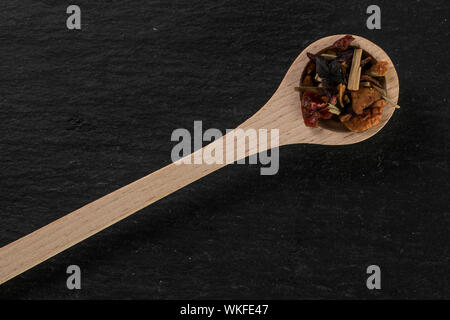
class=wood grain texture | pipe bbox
[0,0,448,300]
[0,35,399,285]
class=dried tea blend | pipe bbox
[296,35,390,132]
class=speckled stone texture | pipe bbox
[0,0,448,299]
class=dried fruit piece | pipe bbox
[301,91,334,127]
[372,99,387,108]
[301,91,324,127]
[305,62,315,75]
[360,56,372,67]
[351,87,381,115]
[367,61,389,76]
[331,35,355,52]
[318,107,333,119]
[303,75,313,86]
[340,99,386,132]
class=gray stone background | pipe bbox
[0,0,448,299]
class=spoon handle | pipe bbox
[0,164,206,284]
[0,118,274,285]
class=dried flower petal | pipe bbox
[315,57,344,87]
[307,52,317,62]
[336,49,353,62]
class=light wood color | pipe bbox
[0,35,399,285]
[348,48,363,91]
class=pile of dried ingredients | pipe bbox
[296,35,392,132]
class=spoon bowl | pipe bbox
[0,34,399,285]
[250,34,399,146]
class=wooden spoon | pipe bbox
[0,34,399,285]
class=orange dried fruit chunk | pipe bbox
[351,87,381,115]
[340,99,386,132]
[368,61,389,77]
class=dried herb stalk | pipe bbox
[347,48,362,91]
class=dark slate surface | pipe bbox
[0,0,449,299]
